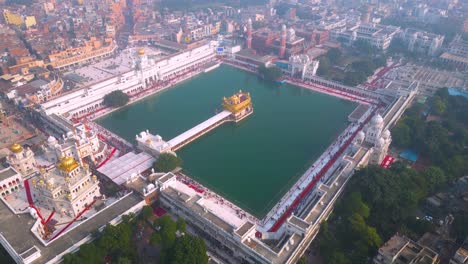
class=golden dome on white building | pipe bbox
[58,156,79,172]
[10,143,23,153]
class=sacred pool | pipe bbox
[97,65,357,217]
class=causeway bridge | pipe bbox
[168,110,232,151]
[136,91,253,156]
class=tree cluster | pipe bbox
[317,46,386,86]
[62,214,138,264]
[63,213,207,264]
[153,153,182,173]
[392,89,468,173]
[258,65,283,81]
[343,57,386,86]
[103,90,130,108]
[318,89,468,262]
[318,163,451,263]
[152,215,207,264]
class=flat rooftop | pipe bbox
[0,167,18,181]
[160,173,256,232]
[0,192,142,264]
[68,47,164,87]
[98,151,155,185]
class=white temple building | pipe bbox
[31,156,101,217]
[6,143,38,177]
[41,123,106,165]
[354,114,392,165]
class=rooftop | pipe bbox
[0,192,143,264]
[97,152,155,185]
[0,167,19,182]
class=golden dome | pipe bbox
[58,156,79,172]
[10,143,23,153]
[137,48,145,55]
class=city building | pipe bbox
[6,144,37,177]
[47,37,117,71]
[374,234,440,264]
[40,41,218,118]
[3,10,22,26]
[440,35,468,71]
[331,23,400,50]
[0,165,23,197]
[399,29,444,56]
[3,75,64,105]
[450,238,468,264]
[275,54,320,80]
[251,25,305,59]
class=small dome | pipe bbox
[356,131,365,141]
[371,114,384,125]
[382,129,391,139]
[137,48,145,55]
[47,136,57,143]
[376,137,385,147]
[10,143,23,153]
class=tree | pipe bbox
[388,38,408,55]
[169,235,208,264]
[258,65,282,81]
[252,20,265,30]
[327,48,342,64]
[140,205,153,220]
[317,57,330,76]
[154,215,177,249]
[329,251,351,264]
[344,71,367,86]
[391,123,411,147]
[354,39,377,55]
[153,153,182,173]
[422,166,446,193]
[103,90,130,108]
[431,96,446,115]
[176,218,186,232]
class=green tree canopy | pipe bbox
[140,205,153,220]
[103,90,130,108]
[154,215,177,249]
[153,153,182,173]
[169,235,208,264]
[327,48,342,64]
[258,65,283,81]
[176,218,186,232]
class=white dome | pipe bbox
[47,136,57,144]
[371,114,384,125]
[139,131,147,138]
[376,137,385,147]
[66,131,74,138]
[382,129,390,139]
[356,131,365,142]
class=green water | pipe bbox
[97,65,357,217]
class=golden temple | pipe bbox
[222,90,252,114]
